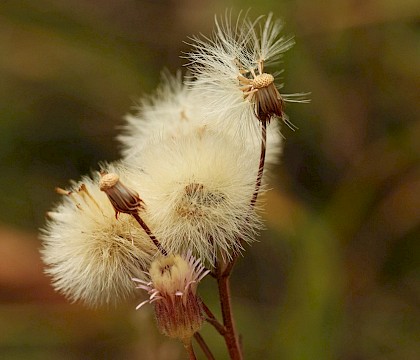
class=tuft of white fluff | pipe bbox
[118,70,203,157]
[185,12,306,134]
[125,126,264,265]
[40,164,157,307]
[119,70,284,168]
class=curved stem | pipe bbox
[217,261,243,360]
[222,120,268,281]
[201,300,226,335]
[131,213,167,255]
[250,121,267,208]
[194,332,216,360]
[222,254,238,278]
[212,123,268,359]
[183,339,197,360]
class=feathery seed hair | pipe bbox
[119,69,284,170]
[118,71,203,157]
[186,12,307,132]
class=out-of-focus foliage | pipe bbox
[0,0,418,359]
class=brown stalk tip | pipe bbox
[254,82,285,124]
[252,73,274,89]
[99,173,120,191]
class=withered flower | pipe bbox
[133,251,209,342]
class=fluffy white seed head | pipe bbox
[185,12,306,132]
[125,127,263,265]
[40,165,157,307]
[118,70,204,157]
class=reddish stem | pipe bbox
[202,300,226,335]
[132,213,167,255]
[183,340,197,360]
[222,254,238,278]
[250,121,267,208]
[194,332,216,360]
[217,123,267,359]
[217,262,243,360]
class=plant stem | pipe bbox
[132,213,167,255]
[184,339,197,360]
[213,123,268,359]
[222,254,238,277]
[202,300,226,335]
[194,332,216,360]
[217,261,243,360]
[250,121,267,208]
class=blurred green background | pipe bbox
[0,0,419,359]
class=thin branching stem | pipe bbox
[184,340,197,360]
[250,121,267,208]
[194,332,216,360]
[201,300,226,335]
[131,213,167,255]
[214,122,268,359]
[223,122,267,278]
[222,254,238,278]
[217,260,243,360]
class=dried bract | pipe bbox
[133,251,209,342]
[99,172,144,218]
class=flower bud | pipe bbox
[133,252,209,342]
[99,172,143,218]
[249,73,285,124]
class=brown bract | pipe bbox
[239,70,284,124]
[99,172,144,218]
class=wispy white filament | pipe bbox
[185,12,301,134]
[119,70,284,168]
[118,70,202,156]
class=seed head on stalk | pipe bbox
[41,164,156,307]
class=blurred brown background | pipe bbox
[0,0,419,359]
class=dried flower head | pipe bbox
[99,172,144,217]
[125,126,263,264]
[41,167,157,307]
[133,251,209,342]
[186,12,308,131]
[238,71,283,123]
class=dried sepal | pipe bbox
[239,70,285,123]
[99,172,144,218]
[133,252,209,342]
